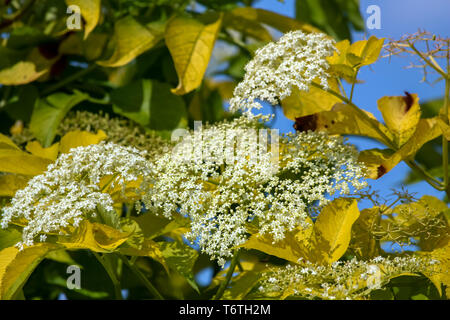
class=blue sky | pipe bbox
[252,0,450,205]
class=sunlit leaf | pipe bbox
[241,219,312,264]
[25,141,60,161]
[308,198,360,265]
[165,13,223,95]
[98,16,162,67]
[58,221,129,253]
[0,149,52,176]
[0,244,57,300]
[59,130,107,154]
[378,93,421,147]
[295,103,394,146]
[0,174,29,197]
[66,0,101,39]
[0,62,47,86]
[282,78,342,119]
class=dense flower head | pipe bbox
[143,117,367,266]
[258,256,436,300]
[229,30,336,117]
[11,111,172,159]
[1,142,153,249]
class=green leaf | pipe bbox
[165,13,223,95]
[295,0,364,40]
[111,79,187,131]
[98,16,162,67]
[30,91,89,147]
[232,7,320,34]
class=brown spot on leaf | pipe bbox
[377,165,387,178]
[294,115,318,132]
[403,91,414,112]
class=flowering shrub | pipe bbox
[0,1,449,302]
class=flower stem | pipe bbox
[93,252,123,300]
[41,64,98,96]
[443,57,450,196]
[117,254,164,300]
[212,249,241,300]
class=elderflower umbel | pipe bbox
[142,117,366,266]
[1,142,153,249]
[258,256,434,300]
[229,30,336,117]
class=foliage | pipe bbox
[0,1,449,301]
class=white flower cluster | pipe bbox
[229,30,336,117]
[143,118,366,266]
[258,256,435,300]
[1,142,153,249]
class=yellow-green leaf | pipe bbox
[0,134,21,150]
[97,16,161,67]
[0,174,28,197]
[59,130,107,154]
[358,118,443,179]
[58,221,129,252]
[378,93,421,147]
[229,7,320,34]
[421,241,450,297]
[308,198,360,265]
[348,36,385,67]
[282,78,342,119]
[0,149,52,176]
[0,244,57,300]
[350,208,382,259]
[25,141,60,161]
[241,221,312,264]
[0,62,47,86]
[296,103,393,146]
[165,14,223,95]
[358,148,395,179]
[66,0,101,39]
